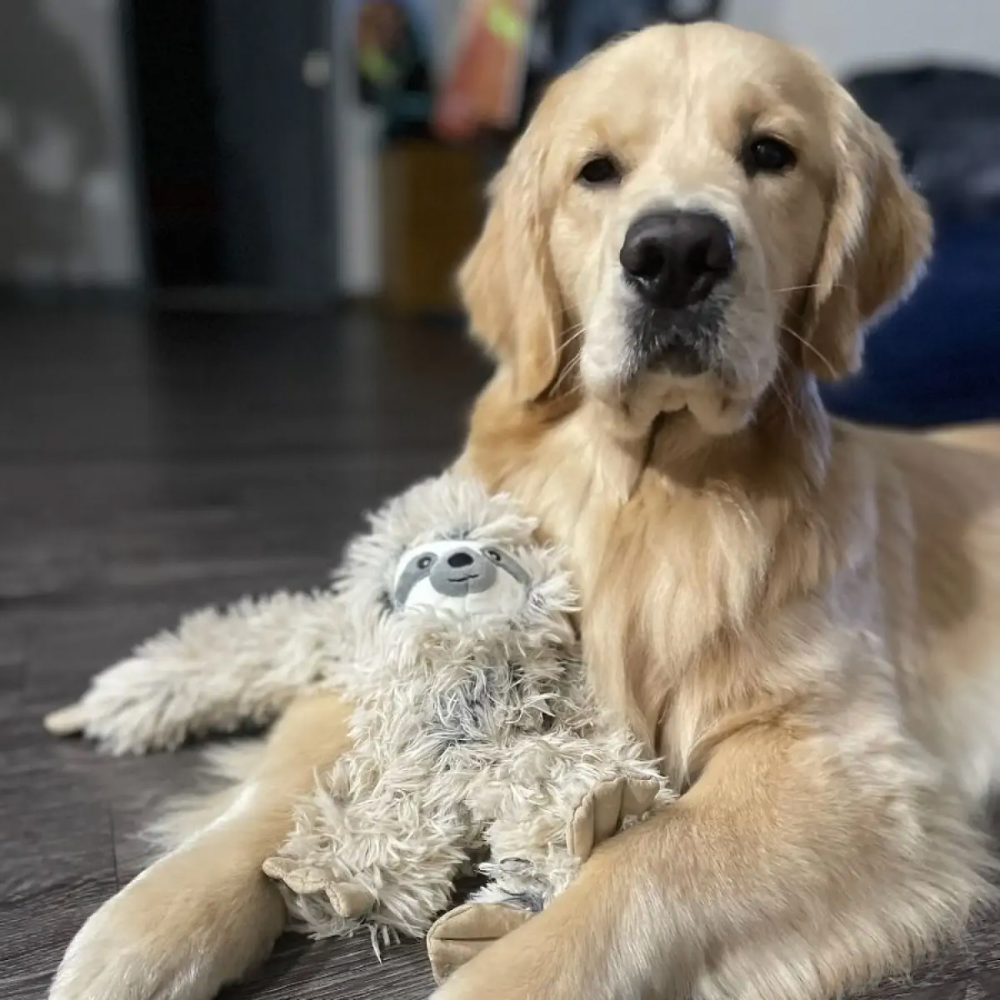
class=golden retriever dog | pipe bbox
[50,22,1000,1000]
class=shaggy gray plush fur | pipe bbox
[261,473,674,946]
[45,472,673,950]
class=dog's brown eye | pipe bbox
[577,155,622,187]
[743,136,797,175]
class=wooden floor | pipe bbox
[0,303,996,1000]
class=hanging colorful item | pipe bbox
[354,0,434,135]
[432,0,538,141]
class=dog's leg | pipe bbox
[44,592,348,754]
[49,691,354,1000]
[432,722,993,1000]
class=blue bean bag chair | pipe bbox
[820,66,1000,428]
[821,217,1000,427]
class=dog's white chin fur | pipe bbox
[584,366,763,442]
[580,302,777,441]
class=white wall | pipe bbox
[331,1,382,297]
[726,0,781,38]
[729,0,1000,75]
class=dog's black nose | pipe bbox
[620,211,735,309]
[447,551,474,568]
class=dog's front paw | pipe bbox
[50,888,212,1000]
[50,843,285,1000]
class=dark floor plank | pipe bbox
[222,935,435,1000]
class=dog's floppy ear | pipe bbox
[459,103,565,403]
[803,87,932,380]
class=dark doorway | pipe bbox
[124,0,336,303]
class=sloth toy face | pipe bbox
[392,540,532,617]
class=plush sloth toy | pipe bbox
[46,472,673,982]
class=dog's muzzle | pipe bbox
[620,209,735,375]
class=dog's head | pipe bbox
[461,23,930,437]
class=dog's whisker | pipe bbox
[770,282,846,295]
[561,325,588,350]
[773,348,808,422]
[550,351,582,396]
[779,324,838,379]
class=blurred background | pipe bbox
[1,0,998,422]
[1,5,999,996]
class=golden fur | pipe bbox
[49,23,1000,1000]
[439,22,1000,1000]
